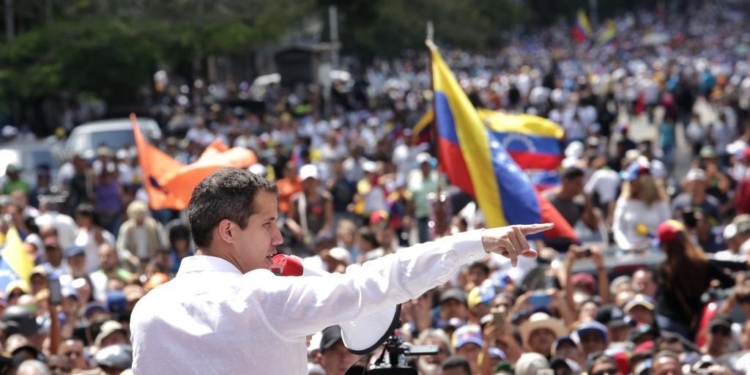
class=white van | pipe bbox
[65,118,162,158]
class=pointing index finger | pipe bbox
[516,223,555,235]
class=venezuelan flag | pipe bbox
[429,43,577,242]
[131,114,258,210]
[413,109,564,170]
[572,10,592,42]
[0,227,34,293]
[412,110,434,145]
[596,19,617,46]
[478,110,563,170]
[529,171,562,192]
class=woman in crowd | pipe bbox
[654,220,747,339]
[613,159,671,251]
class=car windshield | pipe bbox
[89,130,135,150]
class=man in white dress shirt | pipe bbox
[130,168,552,374]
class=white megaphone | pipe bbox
[271,254,400,354]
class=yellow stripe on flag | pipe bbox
[3,227,34,282]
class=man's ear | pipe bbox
[217,219,236,244]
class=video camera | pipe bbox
[345,313,438,375]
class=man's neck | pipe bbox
[706,346,725,358]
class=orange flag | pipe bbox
[162,140,258,204]
[131,114,186,210]
[131,114,258,210]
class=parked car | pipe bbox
[0,141,61,186]
[65,118,162,158]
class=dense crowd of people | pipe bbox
[3,1,750,375]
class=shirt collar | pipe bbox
[177,255,242,276]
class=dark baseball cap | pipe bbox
[320,326,343,353]
[596,304,635,328]
[708,315,732,331]
[2,306,42,338]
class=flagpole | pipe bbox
[426,21,437,162]
[426,22,449,239]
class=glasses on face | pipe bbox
[592,367,619,375]
[9,292,24,299]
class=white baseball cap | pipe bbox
[685,168,706,182]
[248,164,267,176]
[416,152,432,164]
[362,161,378,174]
[724,223,738,240]
[329,247,352,266]
[299,164,320,181]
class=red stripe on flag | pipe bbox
[507,152,562,170]
[572,26,587,42]
[535,190,579,241]
[438,139,474,196]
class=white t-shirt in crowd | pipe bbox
[584,169,621,205]
[612,198,671,251]
[35,212,78,249]
[74,229,116,274]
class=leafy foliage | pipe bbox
[0,0,315,103]
[321,0,528,58]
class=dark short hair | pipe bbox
[468,261,490,275]
[441,356,472,375]
[562,167,585,180]
[187,168,277,249]
[75,203,100,227]
[357,227,380,249]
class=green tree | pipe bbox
[0,0,314,104]
[321,0,528,60]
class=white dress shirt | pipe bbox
[130,230,486,374]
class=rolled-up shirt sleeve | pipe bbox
[242,230,486,338]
